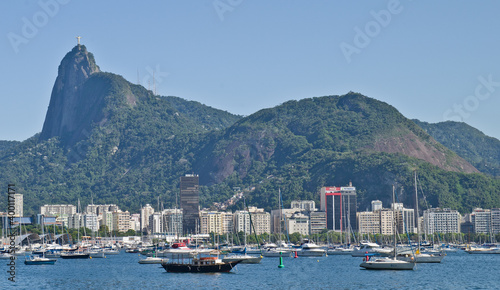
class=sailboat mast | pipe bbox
[415,170,420,252]
[393,185,397,259]
[278,188,282,243]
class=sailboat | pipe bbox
[262,189,292,257]
[360,185,415,270]
[25,215,57,265]
[398,171,444,263]
[223,199,263,264]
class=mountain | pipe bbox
[192,94,493,212]
[414,120,500,176]
[195,94,477,186]
[0,140,20,152]
[1,46,499,216]
[40,45,101,147]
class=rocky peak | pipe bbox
[40,45,100,144]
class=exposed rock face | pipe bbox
[371,129,479,174]
[39,45,100,146]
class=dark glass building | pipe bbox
[180,174,199,234]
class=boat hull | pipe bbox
[24,260,57,265]
[465,249,500,254]
[139,258,167,264]
[60,253,90,259]
[162,260,240,273]
[398,254,444,263]
[223,255,262,264]
[360,259,415,270]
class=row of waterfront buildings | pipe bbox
[4,176,500,236]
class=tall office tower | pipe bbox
[180,174,199,234]
[320,184,357,232]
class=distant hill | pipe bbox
[414,120,500,176]
[0,45,498,217]
[193,93,491,212]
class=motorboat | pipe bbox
[465,247,500,254]
[138,256,168,264]
[297,242,326,257]
[327,246,354,255]
[222,253,262,264]
[352,242,392,257]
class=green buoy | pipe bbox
[278,252,284,268]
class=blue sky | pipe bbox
[2,0,500,141]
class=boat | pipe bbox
[162,255,241,273]
[360,254,415,270]
[360,185,415,270]
[103,248,120,255]
[327,246,354,255]
[138,256,168,264]
[222,253,262,264]
[60,251,90,259]
[88,249,105,258]
[0,252,13,259]
[351,242,392,257]
[297,241,326,257]
[24,215,58,265]
[24,255,57,265]
[398,252,445,263]
[126,247,140,253]
[154,242,197,258]
[465,246,500,254]
[398,171,445,263]
[261,243,292,257]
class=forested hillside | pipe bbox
[1,46,499,217]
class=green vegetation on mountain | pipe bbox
[414,120,500,176]
[0,140,20,152]
[0,46,498,218]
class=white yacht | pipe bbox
[352,242,392,257]
[297,242,326,257]
[222,253,263,264]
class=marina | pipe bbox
[3,249,500,289]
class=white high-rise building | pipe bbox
[471,208,491,234]
[112,211,131,233]
[14,194,23,217]
[371,200,383,211]
[41,204,77,216]
[149,212,163,234]
[141,204,155,233]
[234,211,251,235]
[290,200,316,212]
[423,208,461,235]
[357,211,381,235]
[286,213,309,236]
[491,208,500,234]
